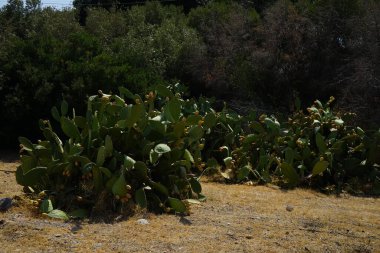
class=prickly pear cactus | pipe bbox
[210,97,380,193]
[16,85,213,218]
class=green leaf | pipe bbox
[135,188,147,209]
[316,133,327,153]
[237,165,251,181]
[184,149,194,163]
[111,95,125,106]
[167,197,187,213]
[146,120,166,137]
[312,160,329,176]
[74,116,87,129]
[173,121,186,138]
[284,148,295,165]
[242,134,257,145]
[18,137,34,151]
[20,155,37,173]
[264,118,280,133]
[165,99,181,122]
[17,166,47,187]
[124,155,136,170]
[43,128,63,154]
[258,153,269,169]
[68,144,83,156]
[40,199,53,213]
[46,209,69,221]
[15,166,26,186]
[204,113,216,128]
[188,126,203,140]
[51,106,60,122]
[99,167,112,178]
[356,127,365,137]
[61,100,68,116]
[116,120,127,129]
[112,174,128,197]
[189,177,202,194]
[314,100,323,108]
[148,180,169,196]
[105,174,118,192]
[224,157,233,168]
[105,135,113,157]
[156,84,173,99]
[149,150,160,164]
[280,162,299,186]
[134,161,148,179]
[119,87,135,100]
[96,146,106,166]
[126,104,143,128]
[198,193,207,202]
[61,117,81,141]
[154,144,171,154]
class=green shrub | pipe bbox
[0,3,204,147]
[187,1,260,97]
[210,97,380,194]
[16,86,214,219]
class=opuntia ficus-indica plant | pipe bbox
[16,85,216,219]
[214,97,380,194]
[16,86,380,220]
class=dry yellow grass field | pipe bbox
[0,153,379,253]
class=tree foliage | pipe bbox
[0,0,379,148]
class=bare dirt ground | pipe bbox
[1,153,379,253]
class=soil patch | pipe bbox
[1,159,379,252]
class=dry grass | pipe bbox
[1,155,379,253]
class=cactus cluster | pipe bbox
[16,85,215,218]
[214,98,380,193]
[16,86,380,219]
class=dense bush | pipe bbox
[0,0,379,148]
[17,86,212,218]
[211,97,380,194]
[185,0,380,119]
[187,1,260,98]
[17,86,379,220]
[0,1,203,147]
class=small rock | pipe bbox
[137,218,149,225]
[114,215,123,222]
[179,216,192,225]
[0,198,12,211]
[55,234,62,237]
[245,235,253,239]
[267,184,281,190]
[94,243,103,248]
[286,205,294,212]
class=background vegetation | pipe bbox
[1,0,379,148]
